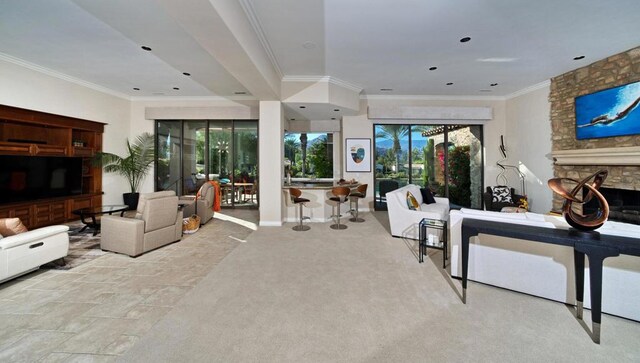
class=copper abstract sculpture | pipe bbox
[548,170,609,231]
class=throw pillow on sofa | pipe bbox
[0,218,28,236]
[406,191,420,210]
[420,187,436,204]
[492,186,513,204]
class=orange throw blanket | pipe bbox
[196,180,222,212]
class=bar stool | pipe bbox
[329,186,351,230]
[349,184,368,223]
[289,188,311,231]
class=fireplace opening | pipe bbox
[584,187,640,225]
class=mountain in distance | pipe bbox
[375,138,427,151]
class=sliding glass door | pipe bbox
[374,124,483,210]
[155,120,258,208]
[182,121,207,195]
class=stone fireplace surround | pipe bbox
[549,46,640,213]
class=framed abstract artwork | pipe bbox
[575,80,640,140]
[345,138,371,172]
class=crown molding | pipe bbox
[505,80,551,100]
[130,95,258,102]
[239,0,284,80]
[282,75,363,93]
[0,52,131,101]
[361,94,505,101]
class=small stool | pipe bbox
[329,186,351,230]
[289,188,311,231]
[349,184,368,223]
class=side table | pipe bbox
[418,218,448,268]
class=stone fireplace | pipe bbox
[549,46,640,214]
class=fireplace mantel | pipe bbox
[552,146,640,166]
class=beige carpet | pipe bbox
[0,210,256,362]
[121,212,640,362]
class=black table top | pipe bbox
[72,205,129,215]
[462,218,640,256]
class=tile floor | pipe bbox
[0,209,258,362]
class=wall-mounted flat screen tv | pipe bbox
[575,80,640,140]
[0,155,83,204]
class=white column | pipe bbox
[258,101,284,226]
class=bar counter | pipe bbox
[282,181,359,223]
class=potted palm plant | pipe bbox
[94,132,155,210]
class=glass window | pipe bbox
[284,132,333,178]
[155,120,258,208]
[156,121,182,193]
[374,123,483,210]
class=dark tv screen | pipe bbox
[0,155,83,204]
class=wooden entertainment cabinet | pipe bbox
[0,105,104,229]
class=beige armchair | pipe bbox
[101,191,182,257]
[181,182,215,225]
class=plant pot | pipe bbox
[123,192,140,210]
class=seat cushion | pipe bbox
[491,186,513,204]
[420,188,436,204]
[406,191,419,210]
[419,202,449,218]
[0,218,28,236]
[293,197,310,203]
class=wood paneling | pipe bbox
[0,104,105,228]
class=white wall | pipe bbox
[258,101,284,226]
[0,58,131,204]
[342,97,507,211]
[505,83,553,213]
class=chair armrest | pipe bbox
[434,197,449,205]
[101,215,145,256]
[0,225,69,249]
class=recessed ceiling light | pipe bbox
[428,66,438,71]
[141,46,152,51]
[299,106,306,109]
[331,117,336,120]
[460,37,471,43]
[234,91,247,95]
[380,88,393,92]
[291,118,296,121]
[334,109,340,112]
[173,87,180,90]
[182,72,191,76]
[573,55,585,60]
[302,41,316,49]
[133,87,140,91]
[490,83,498,87]
[446,82,454,86]
[479,89,492,92]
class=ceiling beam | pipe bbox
[157,0,281,100]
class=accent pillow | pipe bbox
[420,187,436,205]
[406,191,420,210]
[492,186,513,204]
[0,218,28,236]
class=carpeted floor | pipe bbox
[0,210,258,362]
[121,212,640,362]
[41,221,106,271]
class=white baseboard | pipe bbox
[259,221,283,227]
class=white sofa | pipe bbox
[0,225,69,283]
[386,184,449,239]
[450,208,640,321]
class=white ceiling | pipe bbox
[0,0,639,100]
